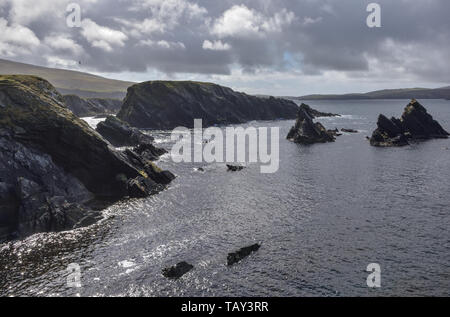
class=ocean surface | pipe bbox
[1,99,449,297]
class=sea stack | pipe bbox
[287,105,336,144]
[370,99,449,147]
[117,81,299,129]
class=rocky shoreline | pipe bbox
[0,75,174,242]
[1,75,449,244]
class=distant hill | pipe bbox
[293,87,450,101]
[0,58,134,99]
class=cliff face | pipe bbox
[117,81,299,129]
[0,75,174,241]
[63,95,122,117]
[370,99,449,147]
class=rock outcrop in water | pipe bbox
[162,262,194,280]
[63,95,122,117]
[117,81,299,129]
[370,99,449,147]
[0,75,174,241]
[227,165,245,172]
[227,244,261,266]
[287,106,336,144]
[299,103,340,118]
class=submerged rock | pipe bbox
[162,262,194,280]
[299,103,340,118]
[287,106,336,144]
[341,128,358,133]
[117,81,299,129]
[0,75,174,241]
[227,244,261,266]
[370,99,449,147]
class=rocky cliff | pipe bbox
[0,75,174,241]
[63,95,122,117]
[117,81,299,129]
[370,99,449,147]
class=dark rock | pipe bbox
[299,103,340,118]
[227,165,245,172]
[327,128,342,137]
[287,106,336,144]
[227,244,261,266]
[133,142,167,161]
[341,128,358,133]
[370,99,449,147]
[162,262,194,280]
[96,115,157,148]
[0,75,174,241]
[63,95,122,117]
[117,81,299,129]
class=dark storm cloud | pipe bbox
[1,0,449,84]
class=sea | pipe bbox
[1,99,449,297]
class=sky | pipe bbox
[0,0,449,96]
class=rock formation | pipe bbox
[0,75,174,241]
[287,106,336,144]
[117,81,299,129]
[370,99,449,147]
[63,95,122,117]
[227,165,245,172]
[162,262,194,280]
[298,103,340,118]
[96,115,153,147]
[341,128,358,133]
[227,244,261,266]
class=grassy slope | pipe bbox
[0,59,134,99]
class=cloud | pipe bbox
[0,17,40,56]
[202,40,231,51]
[81,19,128,52]
[44,35,83,55]
[138,39,186,50]
[0,0,449,95]
[210,5,295,39]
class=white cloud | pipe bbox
[211,5,295,39]
[81,19,128,52]
[138,39,186,50]
[119,0,208,37]
[0,17,40,56]
[202,40,231,51]
[44,35,83,56]
[303,16,323,26]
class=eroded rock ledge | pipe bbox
[0,75,174,241]
[370,99,449,147]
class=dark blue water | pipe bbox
[1,99,449,297]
